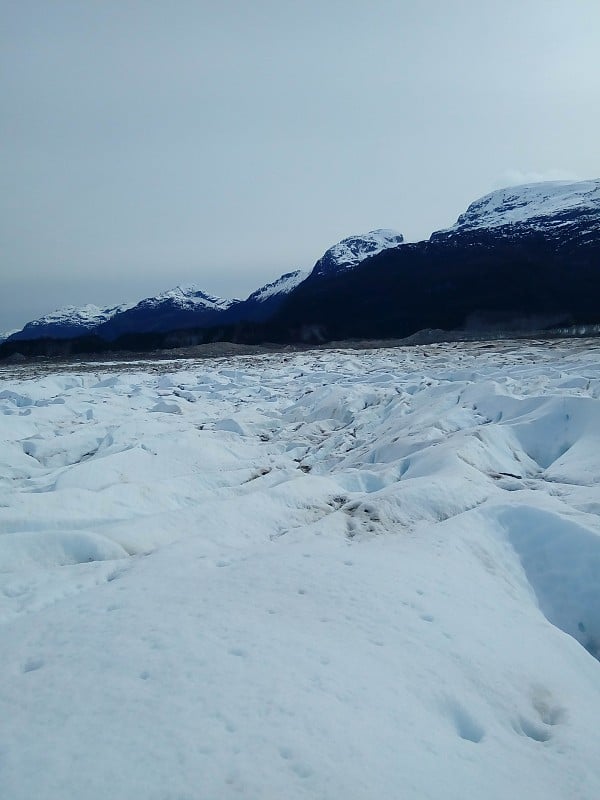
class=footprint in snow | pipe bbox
[513,716,552,743]
[531,686,567,727]
[444,699,485,743]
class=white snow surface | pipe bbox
[1,340,600,799]
[439,179,600,234]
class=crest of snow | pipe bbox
[440,179,600,234]
[312,228,404,276]
[0,329,20,341]
[247,270,309,302]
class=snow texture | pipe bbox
[1,340,600,799]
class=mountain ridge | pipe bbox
[7,229,397,342]
[3,178,599,355]
[433,179,600,238]
[270,178,600,343]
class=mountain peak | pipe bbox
[147,285,238,310]
[246,270,309,303]
[311,229,404,278]
[8,301,132,341]
[435,179,600,238]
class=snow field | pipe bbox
[0,340,599,799]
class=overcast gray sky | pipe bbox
[2,0,599,331]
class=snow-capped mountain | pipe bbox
[433,179,600,239]
[95,286,242,340]
[9,303,132,341]
[274,179,600,342]
[310,229,404,279]
[3,272,309,344]
[245,270,308,303]
[3,179,600,356]
[139,285,236,312]
[4,229,402,345]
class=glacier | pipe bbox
[0,339,599,799]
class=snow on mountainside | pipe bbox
[25,303,129,326]
[5,226,404,343]
[5,179,599,349]
[234,270,311,323]
[133,285,238,312]
[94,285,242,339]
[311,229,405,278]
[8,287,240,342]
[436,179,600,236]
[9,303,132,341]
[272,179,600,343]
[245,270,309,303]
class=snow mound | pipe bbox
[0,530,128,571]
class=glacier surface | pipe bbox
[0,340,599,799]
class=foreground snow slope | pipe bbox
[1,340,599,799]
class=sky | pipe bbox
[2,0,599,332]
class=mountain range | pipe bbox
[272,179,600,343]
[3,229,400,345]
[2,179,599,356]
[4,271,308,342]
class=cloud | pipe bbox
[492,169,582,190]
